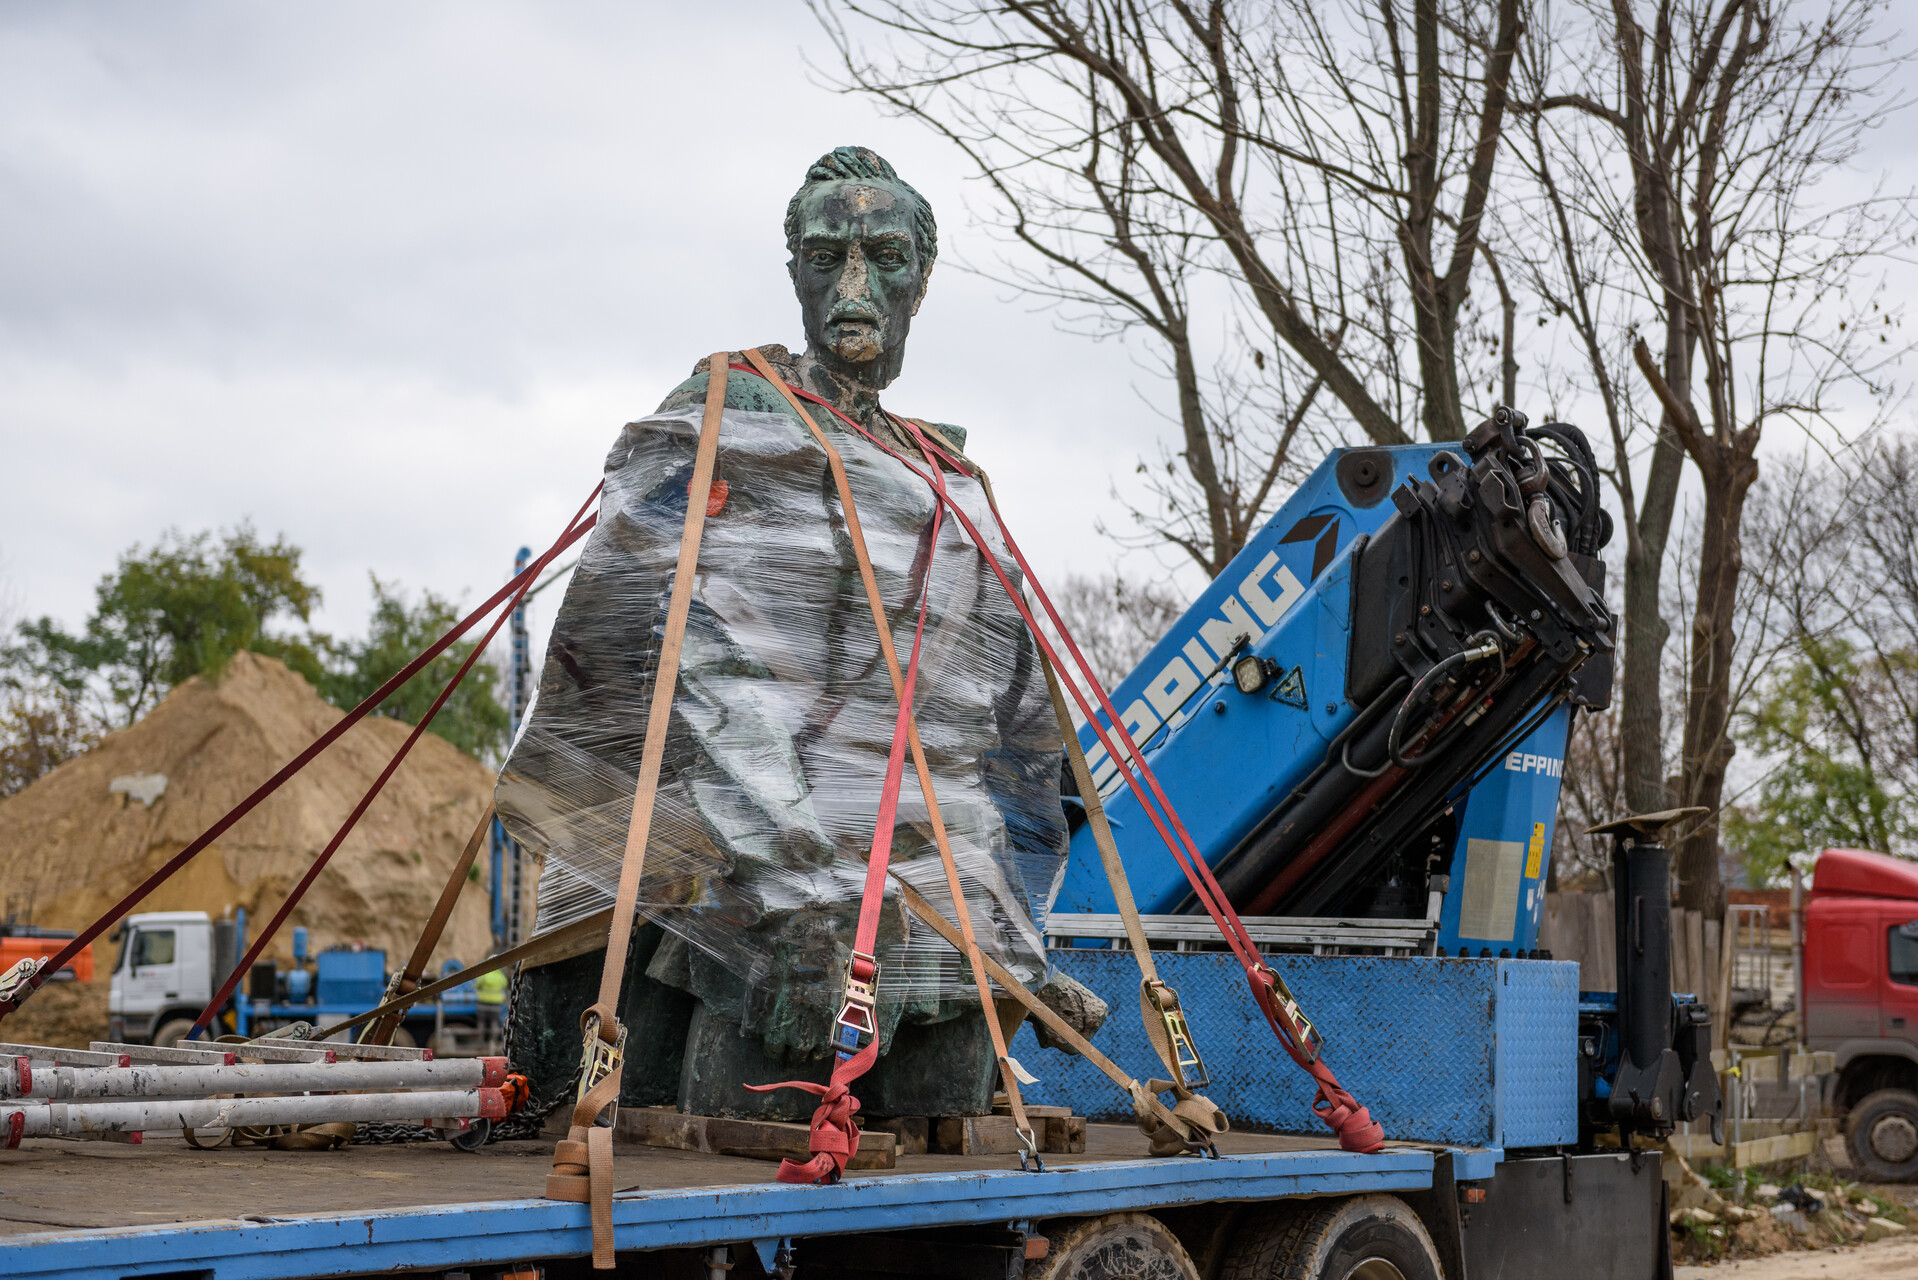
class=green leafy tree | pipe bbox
[0,688,101,798]
[1725,638,1918,886]
[17,525,323,726]
[318,576,510,762]
[4,529,510,777]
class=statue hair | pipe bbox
[784,146,937,268]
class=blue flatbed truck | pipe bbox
[3,419,1710,1279]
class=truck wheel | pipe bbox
[151,1017,197,1050]
[1848,1089,1918,1181]
[1219,1195,1440,1280]
[1029,1213,1198,1280]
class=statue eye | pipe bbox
[809,250,839,267]
[872,248,906,267]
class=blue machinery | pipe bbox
[1031,415,1714,1160]
[1050,430,1602,955]
[223,917,481,1040]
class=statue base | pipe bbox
[505,932,998,1124]
[678,999,998,1122]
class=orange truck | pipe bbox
[0,922,93,984]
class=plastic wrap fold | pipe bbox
[497,405,1068,1060]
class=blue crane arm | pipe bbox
[1049,413,1614,957]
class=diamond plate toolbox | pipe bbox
[1010,951,1577,1148]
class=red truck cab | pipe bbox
[1806,846,1918,1179]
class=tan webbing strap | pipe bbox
[978,478,1224,1149]
[890,880,1205,1147]
[545,353,729,1268]
[1041,658,1158,980]
[368,801,496,1046]
[740,349,1038,1158]
[1043,655,1203,1091]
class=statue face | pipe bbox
[790,179,929,387]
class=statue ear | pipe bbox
[911,263,934,317]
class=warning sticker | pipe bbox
[1269,664,1308,709]
[1525,821,1545,879]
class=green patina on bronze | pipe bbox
[658,146,965,450]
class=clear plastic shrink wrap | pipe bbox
[496,401,1069,1062]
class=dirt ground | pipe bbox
[1675,1157,1918,1276]
[1676,1236,1918,1277]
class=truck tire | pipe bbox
[1847,1089,1918,1181]
[151,1017,197,1050]
[1218,1195,1440,1280]
[1029,1213,1199,1280]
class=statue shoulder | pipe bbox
[900,417,969,455]
[654,346,801,417]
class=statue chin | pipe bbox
[829,331,884,365]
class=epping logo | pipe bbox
[1083,514,1341,795]
[1504,752,1564,778]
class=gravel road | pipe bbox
[1676,1237,1918,1277]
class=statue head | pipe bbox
[785,146,937,396]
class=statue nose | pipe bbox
[836,243,870,302]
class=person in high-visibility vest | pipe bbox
[475,965,506,1053]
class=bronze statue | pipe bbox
[497,148,1087,1123]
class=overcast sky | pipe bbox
[4,3,1915,686]
[0,3,1176,667]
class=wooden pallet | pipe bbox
[612,1103,1088,1167]
[614,1107,898,1170]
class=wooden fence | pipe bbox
[1537,891,1722,1001]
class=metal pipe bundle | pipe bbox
[0,1055,507,1101]
[1,1087,507,1136]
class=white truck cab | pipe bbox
[106,911,214,1046]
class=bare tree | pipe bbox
[1105,342,1336,573]
[813,0,1527,570]
[1554,703,1629,886]
[1517,0,1910,916]
[1728,440,1918,873]
[1048,573,1188,691]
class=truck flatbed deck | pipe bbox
[2,1125,1496,1278]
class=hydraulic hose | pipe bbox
[1386,632,1503,769]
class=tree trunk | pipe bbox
[1675,449,1759,917]
[1168,321,1233,576]
[1618,424,1686,816]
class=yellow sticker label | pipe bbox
[1525,822,1545,879]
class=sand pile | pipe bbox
[0,651,498,1047]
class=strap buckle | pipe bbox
[1143,980,1211,1090]
[1255,964,1323,1064]
[0,956,44,1006]
[577,1015,628,1128]
[832,951,881,1057]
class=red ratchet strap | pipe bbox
[743,438,947,1185]
[188,494,601,1037]
[0,482,603,1030]
[738,369,1381,1155]
[5,1110,22,1149]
